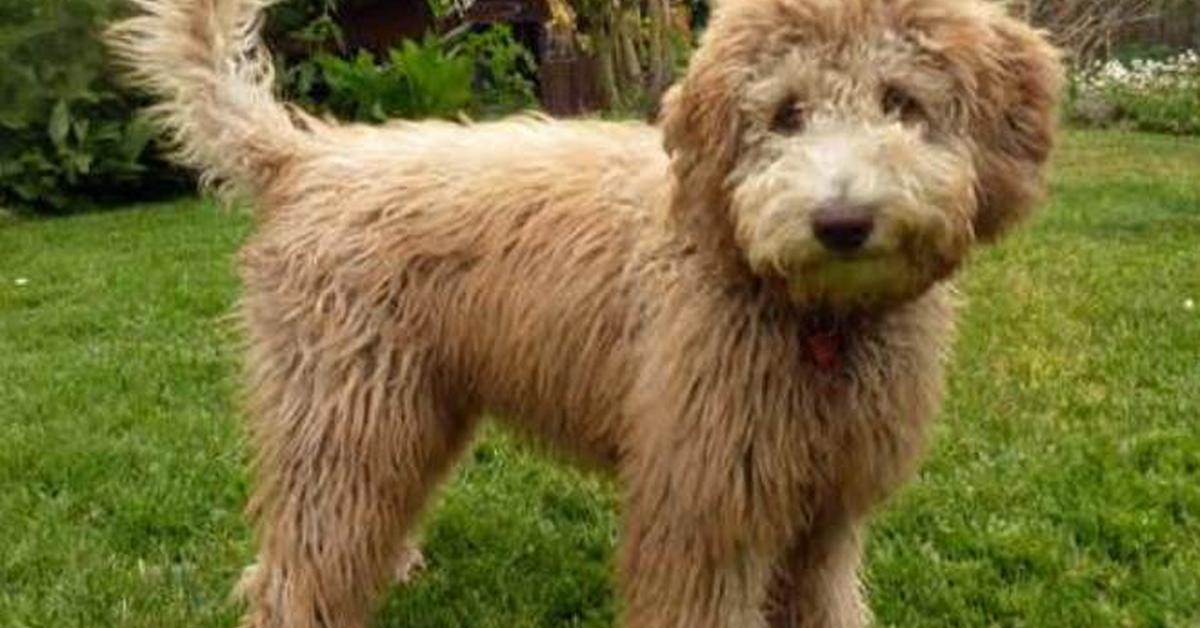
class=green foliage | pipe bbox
[454,25,538,114]
[0,0,181,214]
[0,0,538,214]
[264,0,344,109]
[315,37,474,122]
[278,17,537,123]
[425,0,455,19]
[265,0,536,121]
[1068,51,1200,136]
[1111,91,1200,136]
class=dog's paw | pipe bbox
[394,544,427,586]
[230,562,260,604]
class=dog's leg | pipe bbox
[237,344,476,628]
[764,516,868,628]
[617,497,776,628]
[616,448,779,628]
[392,538,427,585]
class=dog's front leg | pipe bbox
[617,488,775,628]
[764,512,869,628]
[615,428,787,628]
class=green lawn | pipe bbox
[2,130,1198,627]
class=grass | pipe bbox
[1,129,1198,627]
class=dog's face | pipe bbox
[662,0,1062,308]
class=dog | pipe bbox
[109,0,1062,625]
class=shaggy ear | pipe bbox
[660,35,745,190]
[969,11,1064,242]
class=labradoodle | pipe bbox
[109,0,1062,625]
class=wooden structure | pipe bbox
[339,0,601,115]
[1123,2,1200,52]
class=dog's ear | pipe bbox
[659,30,746,191]
[967,9,1064,242]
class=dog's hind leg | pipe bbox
[236,332,476,628]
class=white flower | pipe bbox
[14,278,29,286]
[1186,299,1196,312]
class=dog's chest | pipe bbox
[805,365,934,515]
[783,311,954,515]
[626,249,958,520]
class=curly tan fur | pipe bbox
[109,0,1062,626]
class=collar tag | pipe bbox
[805,330,842,370]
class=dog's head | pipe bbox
[661,0,1062,308]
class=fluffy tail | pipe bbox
[107,0,316,198]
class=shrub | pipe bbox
[316,37,474,122]
[454,25,538,115]
[283,21,536,123]
[1068,50,1200,136]
[0,0,537,214]
[0,0,183,214]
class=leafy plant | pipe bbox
[0,0,540,214]
[315,36,474,122]
[0,0,182,213]
[264,0,345,108]
[267,0,536,120]
[453,24,538,114]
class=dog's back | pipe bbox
[240,118,670,465]
[110,1,674,463]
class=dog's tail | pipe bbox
[108,0,317,199]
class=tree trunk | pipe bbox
[618,12,644,92]
[595,30,620,109]
[573,0,681,112]
[646,0,672,100]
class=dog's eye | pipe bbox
[882,86,925,124]
[770,98,807,135]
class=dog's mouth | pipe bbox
[773,248,941,310]
[742,199,966,310]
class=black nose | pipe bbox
[812,203,875,252]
